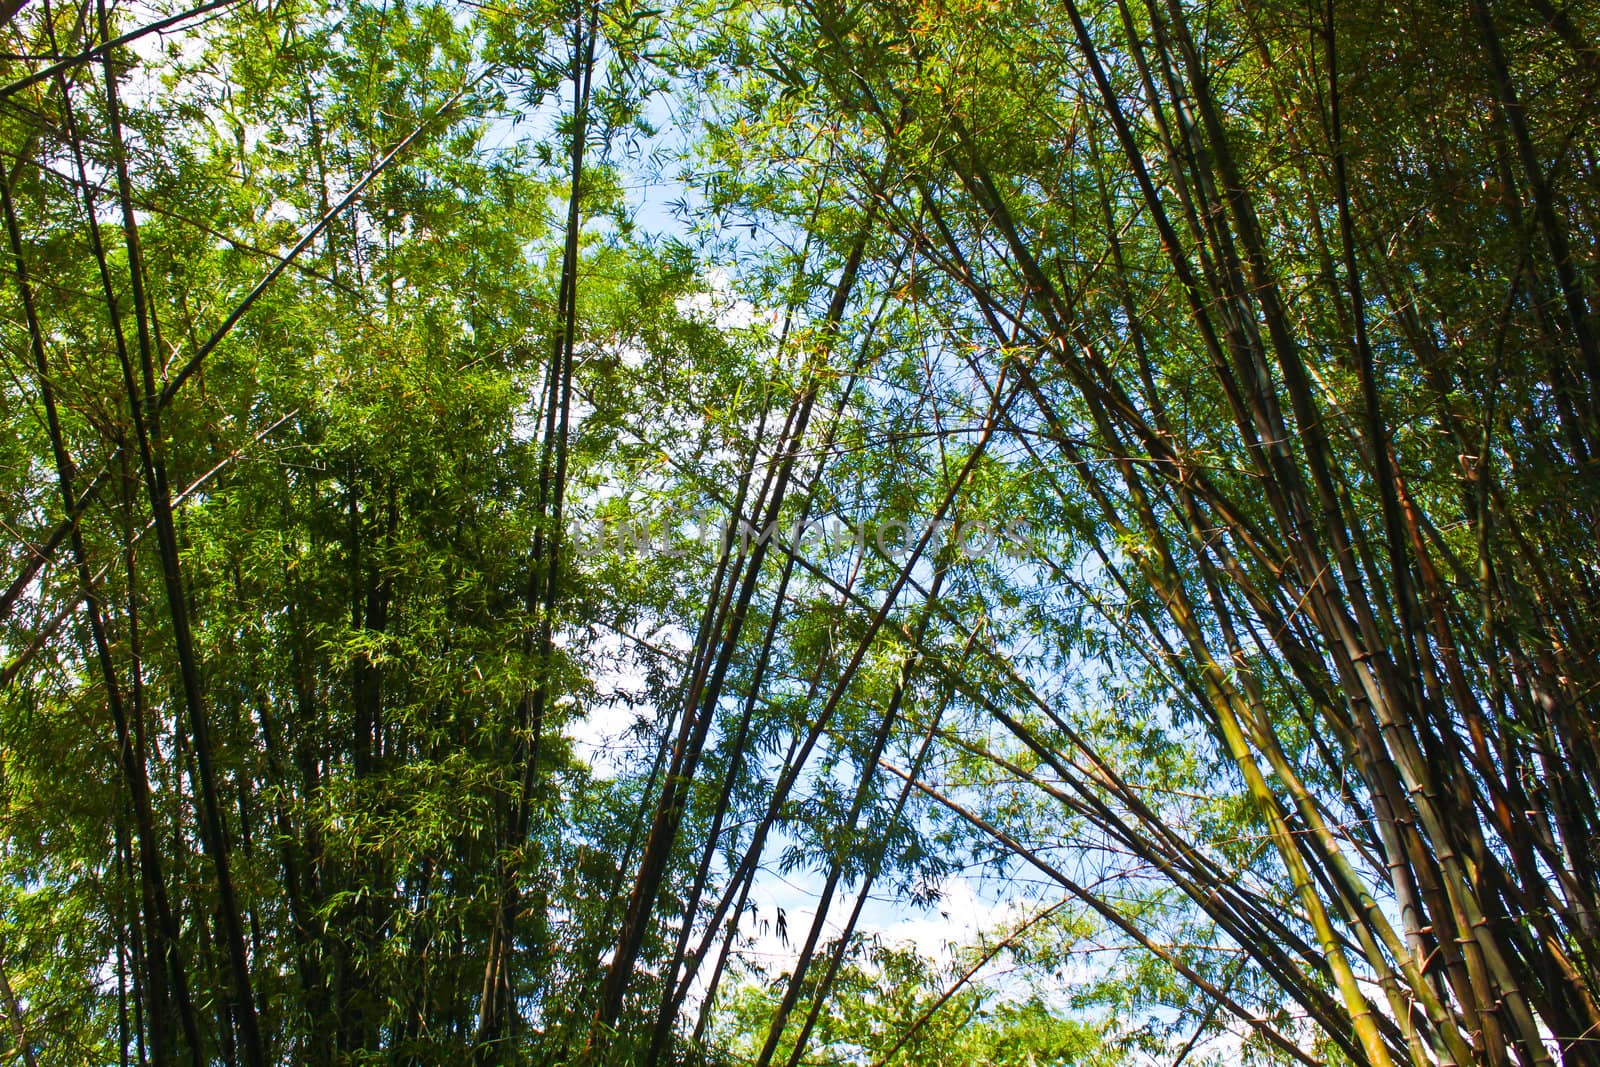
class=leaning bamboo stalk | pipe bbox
[883,762,1325,1067]
[85,11,263,1055]
[2,163,199,1067]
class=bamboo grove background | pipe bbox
[1,0,1598,1064]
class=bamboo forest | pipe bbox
[3,0,1599,1063]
